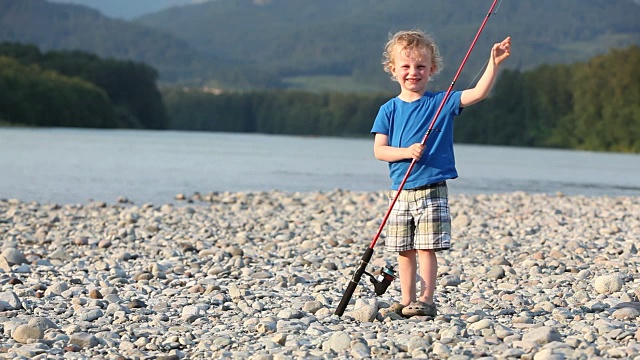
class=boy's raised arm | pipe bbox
[460,37,511,107]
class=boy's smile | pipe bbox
[390,45,435,100]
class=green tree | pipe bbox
[0,42,168,129]
[554,46,640,152]
[0,56,116,127]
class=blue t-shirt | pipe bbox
[371,91,463,190]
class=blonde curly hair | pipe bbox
[382,30,443,80]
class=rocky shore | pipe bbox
[0,191,639,359]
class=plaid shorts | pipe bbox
[384,181,451,252]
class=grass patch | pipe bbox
[282,75,383,93]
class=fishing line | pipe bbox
[335,0,503,317]
[466,0,504,89]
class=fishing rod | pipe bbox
[335,0,502,317]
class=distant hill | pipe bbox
[2,0,639,91]
[47,0,213,20]
[134,0,640,91]
[0,0,209,82]
[0,0,282,87]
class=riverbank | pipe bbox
[1,191,639,359]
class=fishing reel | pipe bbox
[364,266,395,296]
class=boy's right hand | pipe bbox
[491,37,511,66]
[407,143,425,160]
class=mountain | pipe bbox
[2,0,639,91]
[47,0,215,20]
[134,0,640,91]
[0,0,207,82]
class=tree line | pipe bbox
[457,46,639,153]
[165,45,639,153]
[0,42,167,129]
[0,42,637,153]
[163,88,388,137]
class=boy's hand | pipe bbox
[491,37,511,66]
[407,143,425,161]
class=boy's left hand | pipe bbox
[492,37,511,66]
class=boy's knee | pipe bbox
[417,249,435,254]
[399,249,416,257]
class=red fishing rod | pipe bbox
[335,0,501,316]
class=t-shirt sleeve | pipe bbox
[448,91,463,117]
[371,105,390,135]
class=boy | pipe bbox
[371,30,511,317]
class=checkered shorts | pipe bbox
[384,181,451,252]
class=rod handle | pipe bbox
[334,248,374,316]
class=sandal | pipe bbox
[379,302,406,318]
[402,300,437,317]
[388,302,406,316]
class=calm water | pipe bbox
[1,128,639,204]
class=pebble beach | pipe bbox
[0,190,639,359]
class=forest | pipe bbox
[0,43,167,129]
[0,43,638,153]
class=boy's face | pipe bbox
[390,44,435,96]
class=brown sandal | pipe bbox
[401,301,437,317]
[388,302,406,316]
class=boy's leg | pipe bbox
[417,249,437,305]
[413,183,450,306]
[398,249,417,306]
[385,189,417,307]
